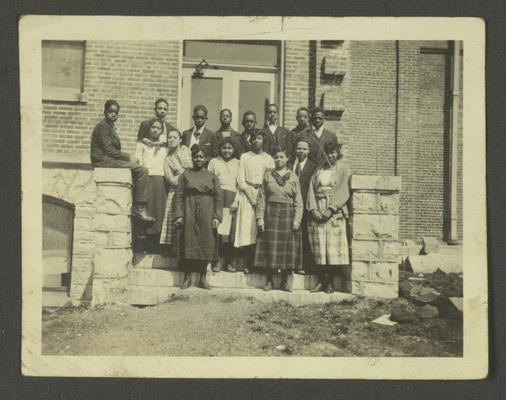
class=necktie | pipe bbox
[295,162,301,176]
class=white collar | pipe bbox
[193,126,205,135]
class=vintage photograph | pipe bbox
[20,17,487,379]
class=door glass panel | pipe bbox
[190,77,222,132]
[238,80,271,129]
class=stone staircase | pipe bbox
[126,254,354,306]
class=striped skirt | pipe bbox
[254,202,302,271]
[307,197,349,266]
[159,187,177,245]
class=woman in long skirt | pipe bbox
[233,129,274,273]
[134,119,167,253]
[254,147,303,292]
[207,137,239,272]
[173,144,223,289]
[307,140,351,293]
[159,129,193,254]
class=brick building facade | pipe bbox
[42,40,463,242]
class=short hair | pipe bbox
[104,99,120,112]
[242,110,257,121]
[323,140,343,160]
[272,145,288,156]
[249,129,265,141]
[155,98,169,108]
[295,137,310,148]
[220,108,232,117]
[311,106,325,116]
[267,103,278,111]
[296,107,309,115]
[193,105,208,116]
[167,129,182,139]
[149,119,163,129]
[190,143,206,158]
[218,137,236,156]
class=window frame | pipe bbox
[42,40,87,103]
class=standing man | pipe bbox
[289,138,318,274]
[301,107,339,166]
[137,98,177,141]
[260,103,292,157]
[182,105,215,158]
[91,100,154,222]
[291,107,311,138]
[212,108,241,158]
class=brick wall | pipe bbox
[42,41,180,159]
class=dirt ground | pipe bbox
[42,289,462,357]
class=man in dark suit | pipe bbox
[291,106,311,139]
[137,98,177,141]
[235,111,273,158]
[260,103,293,157]
[90,100,154,222]
[300,107,339,166]
[181,105,215,158]
[289,137,318,274]
[212,108,241,158]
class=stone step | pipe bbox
[132,253,178,270]
[42,289,72,307]
[129,268,345,291]
[126,286,355,307]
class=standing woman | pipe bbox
[134,119,168,253]
[233,129,275,273]
[207,137,239,272]
[173,144,222,289]
[159,129,193,253]
[254,147,303,291]
[307,140,351,293]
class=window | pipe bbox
[42,40,86,102]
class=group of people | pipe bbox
[90,98,351,294]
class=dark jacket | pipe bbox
[288,158,317,205]
[90,119,130,165]
[182,127,216,158]
[260,125,293,157]
[212,127,241,158]
[299,127,339,166]
[137,118,177,141]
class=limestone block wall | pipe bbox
[349,175,401,298]
[90,168,133,305]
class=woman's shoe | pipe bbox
[280,282,292,292]
[264,281,273,291]
[181,273,191,289]
[199,276,211,290]
[225,265,237,273]
[325,282,334,294]
[242,268,250,274]
[212,264,222,272]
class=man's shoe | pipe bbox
[132,206,155,223]
[225,265,237,273]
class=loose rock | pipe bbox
[417,304,439,319]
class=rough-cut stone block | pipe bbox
[73,231,95,246]
[70,282,92,301]
[71,255,93,271]
[382,240,401,261]
[91,277,129,306]
[129,269,178,287]
[350,175,402,191]
[379,193,399,214]
[421,236,440,254]
[351,240,380,260]
[351,192,377,213]
[133,254,179,270]
[405,254,462,274]
[127,286,170,306]
[94,214,131,232]
[370,262,399,282]
[109,231,131,247]
[73,217,94,231]
[352,214,399,239]
[73,243,96,256]
[351,261,370,281]
[96,185,132,214]
[94,231,110,247]
[93,248,132,277]
[69,268,93,286]
[74,206,96,219]
[94,168,132,185]
[351,280,398,299]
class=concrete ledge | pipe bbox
[94,168,132,185]
[129,269,345,291]
[351,175,402,191]
[405,254,462,274]
[127,286,355,307]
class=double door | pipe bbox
[181,68,278,132]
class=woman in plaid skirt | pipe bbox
[254,147,303,292]
[159,129,193,254]
[306,140,351,293]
